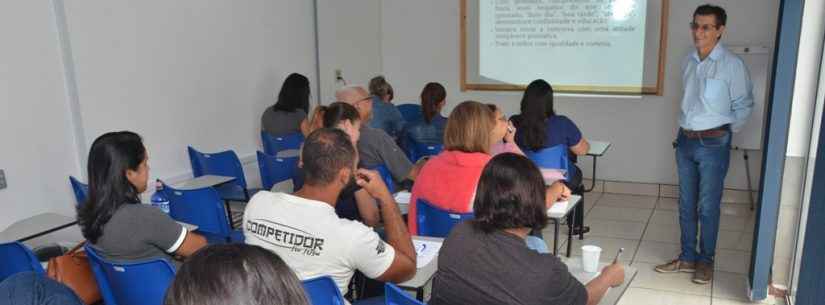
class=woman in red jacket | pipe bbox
[408,101,569,236]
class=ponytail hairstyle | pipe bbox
[368,75,394,102]
[420,82,447,124]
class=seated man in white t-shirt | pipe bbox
[244,127,416,299]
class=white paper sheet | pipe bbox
[547,200,569,215]
[394,191,411,204]
[414,239,442,268]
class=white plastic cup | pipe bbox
[581,245,602,273]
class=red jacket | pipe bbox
[408,150,491,235]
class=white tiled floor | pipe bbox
[543,192,781,305]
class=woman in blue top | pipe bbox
[368,75,406,139]
[514,79,590,236]
[403,82,448,146]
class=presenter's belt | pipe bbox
[681,124,730,139]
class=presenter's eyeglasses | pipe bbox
[689,22,719,32]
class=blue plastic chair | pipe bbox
[412,142,443,162]
[416,199,474,238]
[524,144,570,180]
[0,242,45,282]
[397,104,423,123]
[302,276,345,305]
[84,245,175,305]
[385,283,424,305]
[161,182,244,244]
[261,131,304,156]
[187,146,256,202]
[69,176,89,207]
[256,151,300,191]
[370,165,395,194]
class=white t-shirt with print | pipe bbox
[243,191,396,296]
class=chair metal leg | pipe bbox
[584,156,598,192]
[567,208,575,257]
[553,219,559,256]
[223,200,235,229]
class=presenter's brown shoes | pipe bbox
[654,259,696,273]
[692,262,713,284]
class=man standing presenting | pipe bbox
[656,4,753,284]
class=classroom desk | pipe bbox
[548,195,582,257]
[585,140,612,192]
[395,235,636,304]
[394,191,411,215]
[0,213,78,244]
[394,192,579,257]
[562,257,638,305]
[177,221,198,231]
[398,235,443,301]
[175,175,236,190]
[174,174,238,228]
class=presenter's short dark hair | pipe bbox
[693,4,727,27]
[301,128,356,186]
[472,153,548,233]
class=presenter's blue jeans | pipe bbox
[675,131,730,265]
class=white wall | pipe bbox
[0,0,82,229]
[1,0,318,229]
[64,0,318,185]
[316,0,383,105]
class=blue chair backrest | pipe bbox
[84,245,175,305]
[397,104,423,123]
[0,242,44,282]
[69,176,89,207]
[161,183,232,239]
[385,283,425,305]
[261,131,304,156]
[524,144,570,180]
[302,276,345,305]
[256,151,300,191]
[412,142,443,161]
[370,165,395,194]
[187,146,248,188]
[416,199,474,238]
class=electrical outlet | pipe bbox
[0,169,6,190]
[334,69,343,80]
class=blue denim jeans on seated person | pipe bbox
[675,130,731,264]
[526,236,550,254]
[0,272,84,305]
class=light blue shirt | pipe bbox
[680,43,754,132]
[369,96,406,139]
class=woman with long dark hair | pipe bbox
[164,244,310,305]
[430,153,624,305]
[403,82,448,146]
[77,131,206,265]
[262,73,315,137]
[513,79,591,236]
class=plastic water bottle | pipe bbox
[151,180,170,214]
